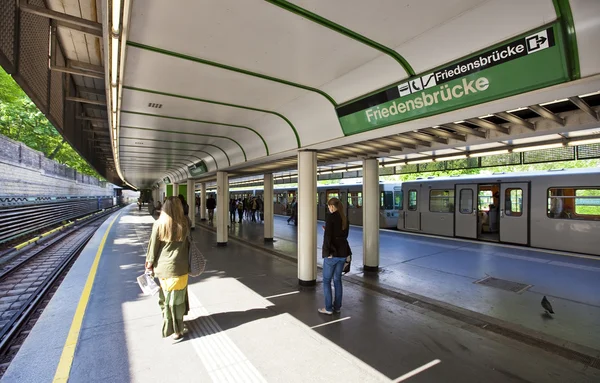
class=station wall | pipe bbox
[0,135,114,197]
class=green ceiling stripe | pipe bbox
[119,152,206,163]
[265,0,414,76]
[120,135,225,166]
[126,41,337,106]
[552,0,580,80]
[122,110,259,157]
[123,86,302,148]
[120,124,238,163]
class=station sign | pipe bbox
[188,161,208,177]
[337,24,570,135]
[163,176,171,184]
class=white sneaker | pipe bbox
[318,308,333,315]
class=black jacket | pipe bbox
[206,197,216,209]
[322,211,351,258]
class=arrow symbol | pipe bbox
[536,36,547,45]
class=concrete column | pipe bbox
[362,158,380,271]
[216,171,228,245]
[200,183,207,220]
[187,179,195,230]
[298,150,317,286]
[173,182,179,197]
[264,173,274,242]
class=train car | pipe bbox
[221,182,401,229]
[397,168,600,255]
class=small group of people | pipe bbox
[144,195,350,341]
[229,196,264,224]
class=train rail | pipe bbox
[0,207,119,377]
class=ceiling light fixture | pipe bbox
[512,143,564,152]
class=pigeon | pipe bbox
[541,296,554,314]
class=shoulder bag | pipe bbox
[188,235,206,277]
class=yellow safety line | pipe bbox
[52,211,121,382]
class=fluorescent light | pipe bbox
[331,168,347,173]
[112,0,122,34]
[567,138,600,146]
[406,159,433,165]
[111,36,119,86]
[113,129,117,140]
[111,86,117,112]
[381,162,400,168]
[469,150,509,157]
[437,155,467,161]
[513,143,563,152]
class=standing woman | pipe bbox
[145,196,190,340]
[318,198,351,315]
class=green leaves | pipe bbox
[0,67,104,180]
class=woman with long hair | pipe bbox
[145,196,190,340]
[318,198,351,315]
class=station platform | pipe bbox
[2,205,599,382]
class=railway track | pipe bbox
[0,207,119,377]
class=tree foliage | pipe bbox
[0,68,104,179]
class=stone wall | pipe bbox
[0,134,114,197]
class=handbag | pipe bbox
[342,255,351,275]
[188,235,206,277]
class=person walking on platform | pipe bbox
[229,199,237,224]
[206,194,216,223]
[145,196,190,340]
[318,198,351,315]
[237,199,244,222]
[178,194,189,216]
[287,197,297,226]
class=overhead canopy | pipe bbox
[111,0,600,188]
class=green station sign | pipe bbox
[188,161,208,177]
[337,24,570,135]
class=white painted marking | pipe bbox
[265,291,300,299]
[393,359,441,382]
[311,317,351,329]
[186,292,267,382]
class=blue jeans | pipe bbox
[322,257,346,312]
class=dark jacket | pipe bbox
[206,197,216,209]
[322,211,351,258]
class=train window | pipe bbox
[548,188,600,220]
[347,192,362,208]
[408,190,418,211]
[394,190,403,210]
[459,189,473,214]
[429,190,455,213]
[326,189,339,202]
[380,191,394,210]
[505,188,522,216]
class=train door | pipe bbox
[394,187,404,229]
[500,183,529,245]
[455,184,477,238]
[404,187,420,230]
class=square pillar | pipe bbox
[362,158,380,271]
[298,150,317,286]
[216,172,228,245]
[200,183,207,220]
[173,182,179,197]
[264,173,274,241]
[187,179,195,229]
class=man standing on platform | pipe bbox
[206,194,216,223]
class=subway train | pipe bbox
[214,182,401,229]
[396,168,600,255]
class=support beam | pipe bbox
[422,127,466,142]
[465,118,510,134]
[187,179,195,229]
[528,105,566,126]
[298,150,317,286]
[264,173,274,242]
[365,140,405,151]
[362,158,380,272]
[66,97,106,106]
[76,115,107,123]
[405,131,448,144]
[216,172,229,245]
[51,65,104,79]
[77,87,105,96]
[19,1,102,32]
[568,97,599,121]
[389,135,425,148]
[68,60,104,74]
[441,123,487,139]
[493,112,536,130]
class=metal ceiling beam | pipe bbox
[343,145,379,156]
[465,118,510,135]
[568,97,599,121]
[19,1,102,33]
[493,112,535,130]
[83,129,109,135]
[364,140,405,152]
[68,60,104,74]
[404,131,448,144]
[51,65,104,79]
[528,105,565,126]
[441,123,487,138]
[66,97,106,106]
[77,87,105,96]
[422,127,466,142]
[371,138,412,150]
[390,135,429,147]
[76,116,107,123]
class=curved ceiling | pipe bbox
[115,0,600,188]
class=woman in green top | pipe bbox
[145,196,190,340]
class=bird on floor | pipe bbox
[541,296,554,314]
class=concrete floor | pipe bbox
[4,206,599,382]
